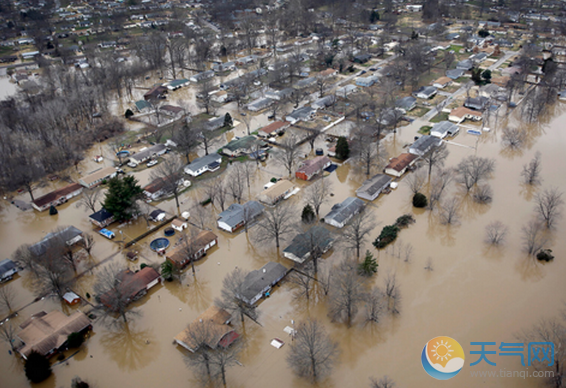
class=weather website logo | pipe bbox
[421,336,465,380]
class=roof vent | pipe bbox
[263,268,266,273]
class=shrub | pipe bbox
[224,112,233,127]
[49,205,58,215]
[413,192,428,208]
[373,225,400,249]
[396,214,415,228]
[301,204,316,224]
[24,351,52,383]
[536,249,554,262]
[200,198,212,206]
[67,332,84,348]
[140,263,148,269]
[85,292,90,299]
[125,109,134,119]
[335,136,350,160]
[270,177,277,183]
[72,377,90,388]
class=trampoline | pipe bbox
[164,228,175,237]
[150,237,170,252]
[116,150,131,158]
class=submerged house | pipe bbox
[409,135,442,156]
[0,259,18,282]
[258,121,290,138]
[31,183,83,212]
[324,197,365,228]
[355,174,392,201]
[88,208,115,228]
[295,156,331,181]
[217,201,264,233]
[29,226,83,257]
[238,262,288,306]
[257,180,294,206]
[17,310,92,359]
[165,231,218,269]
[384,153,418,177]
[222,136,264,157]
[79,166,117,189]
[430,121,460,139]
[99,267,161,309]
[174,306,239,353]
[283,226,333,264]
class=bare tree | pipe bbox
[341,207,377,259]
[34,258,73,300]
[82,233,95,255]
[76,187,102,213]
[384,273,401,314]
[472,184,493,204]
[521,152,543,186]
[225,164,246,204]
[209,340,242,386]
[94,263,141,323]
[485,221,508,245]
[274,135,301,176]
[501,127,526,150]
[0,284,16,312]
[328,259,366,326]
[365,287,385,323]
[439,197,460,225]
[315,74,329,97]
[535,187,564,229]
[429,168,456,211]
[303,178,332,217]
[522,220,548,256]
[286,318,339,382]
[456,156,496,192]
[173,123,199,164]
[197,78,216,115]
[11,244,38,276]
[288,263,315,301]
[405,167,426,194]
[422,143,449,176]
[183,320,217,383]
[0,322,17,351]
[215,267,258,324]
[253,202,295,248]
[149,154,185,209]
[191,203,212,230]
[370,375,396,388]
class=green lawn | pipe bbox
[410,106,430,118]
[419,126,432,135]
[430,112,449,123]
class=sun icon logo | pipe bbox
[422,336,465,380]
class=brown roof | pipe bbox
[385,153,418,172]
[99,267,160,308]
[17,310,91,358]
[450,106,482,119]
[144,178,167,194]
[161,105,183,114]
[296,156,331,176]
[80,166,116,186]
[259,121,288,135]
[32,183,82,208]
[318,68,337,77]
[174,306,238,351]
[172,219,187,228]
[433,76,452,85]
[166,231,218,265]
[257,180,294,204]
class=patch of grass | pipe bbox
[418,126,432,134]
[449,45,463,53]
[410,106,430,118]
[455,76,469,83]
[430,111,449,123]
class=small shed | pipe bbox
[172,218,188,232]
[62,292,81,306]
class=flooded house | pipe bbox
[283,226,333,264]
[174,306,239,352]
[99,267,161,309]
[430,121,460,139]
[165,231,218,269]
[89,208,115,228]
[29,226,83,257]
[184,153,222,176]
[16,310,92,359]
[189,70,214,83]
[0,259,18,282]
[238,262,288,306]
[295,156,332,181]
[79,166,117,189]
[409,135,442,156]
[128,144,167,167]
[448,107,483,123]
[217,201,264,233]
[222,136,264,157]
[384,153,419,177]
[258,121,290,138]
[324,197,365,228]
[171,218,188,232]
[257,180,295,206]
[356,174,392,201]
[143,178,168,201]
[31,183,83,212]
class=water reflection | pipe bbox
[100,321,159,372]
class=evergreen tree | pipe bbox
[224,112,233,128]
[335,137,350,160]
[301,204,316,223]
[413,192,428,208]
[370,10,380,23]
[358,250,378,276]
[482,69,492,83]
[102,176,143,221]
[24,351,52,383]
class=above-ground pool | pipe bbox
[116,150,131,158]
[150,237,170,252]
[164,228,175,237]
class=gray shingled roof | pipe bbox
[356,174,392,198]
[283,226,333,260]
[217,201,264,229]
[239,262,287,304]
[29,226,83,257]
[324,197,365,225]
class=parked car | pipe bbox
[147,160,158,167]
[315,148,324,156]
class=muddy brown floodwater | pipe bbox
[2,99,566,388]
